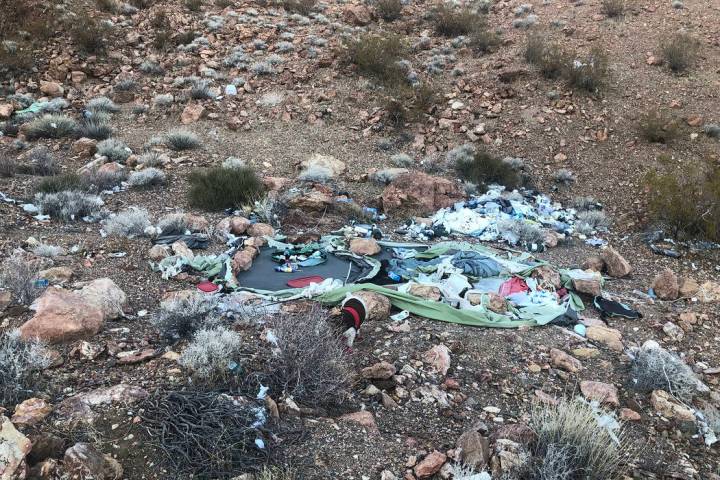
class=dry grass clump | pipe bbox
[530,398,631,479]
[0,330,52,407]
[178,326,242,383]
[187,166,264,211]
[631,341,701,401]
[35,190,104,221]
[267,306,351,406]
[376,0,403,21]
[638,109,680,144]
[0,254,45,305]
[659,32,699,73]
[601,0,626,17]
[345,33,407,87]
[453,146,521,189]
[103,207,152,237]
[25,115,78,140]
[152,293,217,341]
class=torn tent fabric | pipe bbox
[593,296,642,319]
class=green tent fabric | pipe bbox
[316,283,539,328]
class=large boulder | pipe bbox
[75,278,127,320]
[0,416,32,480]
[64,443,123,480]
[343,4,373,25]
[56,384,148,422]
[381,172,464,214]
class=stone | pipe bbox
[678,277,700,298]
[38,266,74,285]
[620,408,641,421]
[56,384,148,422]
[97,162,125,175]
[27,433,65,465]
[663,321,684,341]
[456,431,490,470]
[70,71,87,84]
[544,230,559,248]
[246,223,274,237]
[600,247,632,277]
[40,80,64,97]
[550,348,582,373]
[287,189,333,211]
[229,217,252,235]
[581,255,605,272]
[414,451,447,479]
[171,240,194,259]
[586,325,623,351]
[572,347,599,358]
[572,271,603,296]
[64,443,123,480]
[651,268,679,300]
[651,390,695,421]
[0,103,14,119]
[580,380,619,406]
[181,103,205,124]
[299,154,346,178]
[343,4,373,25]
[697,281,720,303]
[490,424,536,445]
[0,416,32,479]
[339,411,379,435]
[381,392,398,409]
[19,288,105,344]
[76,278,126,320]
[492,440,529,477]
[262,176,291,191]
[148,244,170,261]
[408,284,442,302]
[11,398,52,426]
[72,138,98,157]
[424,344,451,376]
[361,361,396,380]
[0,290,10,311]
[183,214,209,232]
[232,248,256,273]
[381,172,464,214]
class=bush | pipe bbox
[267,306,351,406]
[280,0,316,15]
[184,0,203,10]
[454,147,521,189]
[638,109,679,144]
[102,207,152,237]
[156,213,190,235]
[87,96,120,114]
[140,60,164,75]
[97,138,131,162]
[345,33,407,86]
[530,398,630,479]
[524,33,567,79]
[32,243,66,257]
[0,331,51,407]
[178,327,242,383]
[152,293,217,341]
[85,169,127,191]
[127,168,166,188]
[553,168,575,186]
[376,0,403,21]
[96,0,119,12]
[564,47,608,93]
[660,33,698,73]
[188,166,264,211]
[575,210,610,235]
[25,115,78,140]
[631,341,702,401]
[0,254,45,306]
[69,14,107,53]
[0,155,15,177]
[499,219,545,245]
[35,174,84,194]
[78,117,113,140]
[165,130,200,150]
[190,80,215,100]
[601,0,625,17]
[35,190,104,221]
[433,5,480,37]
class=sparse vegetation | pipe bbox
[454,146,521,189]
[0,330,52,407]
[564,47,608,93]
[35,190,104,221]
[0,254,45,306]
[25,115,78,140]
[280,0,316,15]
[188,166,264,210]
[432,5,480,37]
[659,33,698,73]
[602,0,626,17]
[102,207,152,237]
[268,306,351,406]
[97,138,132,163]
[638,109,680,144]
[87,96,120,114]
[376,0,403,21]
[184,0,203,11]
[631,341,702,401]
[345,33,407,87]
[499,219,545,245]
[165,130,201,150]
[178,326,242,383]
[69,13,107,53]
[525,33,567,79]
[78,117,113,140]
[35,173,85,194]
[576,210,611,235]
[152,293,217,341]
[127,168,167,188]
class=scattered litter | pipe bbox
[197,281,220,293]
[154,234,210,249]
[593,296,642,319]
[650,244,682,258]
[390,310,410,322]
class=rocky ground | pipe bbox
[2,0,720,479]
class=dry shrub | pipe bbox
[631,341,702,402]
[530,398,632,479]
[376,0,403,21]
[524,32,567,79]
[660,32,699,73]
[383,82,439,127]
[432,5,480,37]
[0,330,52,407]
[601,0,626,17]
[267,306,351,406]
[178,327,242,383]
[279,0,316,15]
[638,109,680,144]
[0,254,45,305]
[454,147,521,189]
[564,47,608,93]
[187,166,265,211]
[152,293,217,341]
[69,13,108,53]
[345,33,407,87]
[184,0,203,11]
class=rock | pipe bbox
[64,443,123,480]
[490,424,536,445]
[414,451,447,479]
[652,268,679,300]
[580,380,619,406]
[263,176,291,191]
[72,138,98,157]
[0,290,11,311]
[97,161,124,175]
[339,411,379,435]
[171,240,194,259]
[697,281,720,303]
[456,430,490,470]
[229,217,251,235]
[424,344,451,376]
[361,361,396,380]
[0,416,32,479]
[586,325,623,351]
[56,384,148,422]
[347,238,381,256]
[663,321,684,341]
[181,103,205,124]
[544,230,559,248]
[550,348,582,373]
[381,172,464,214]
[581,255,605,272]
[572,347,599,358]
[620,408,641,421]
[381,392,398,409]
[408,284,443,302]
[572,271,603,296]
[76,278,126,320]
[11,398,52,426]
[40,80,64,97]
[246,223,274,237]
[19,288,105,344]
[38,266,74,285]
[71,71,87,84]
[299,154,346,178]
[600,247,632,278]
[0,103,14,119]
[678,277,700,298]
[343,5,373,25]
[148,244,170,261]
[491,439,529,477]
[651,390,695,421]
[287,189,333,211]
[686,115,703,127]
[372,168,409,184]
[183,214,209,232]
[27,433,65,465]
[232,248,257,273]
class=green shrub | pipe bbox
[25,115,78,140]
[188,166,265,210]
[165,130,200,150]
[455,149,521,189]
[69,13,108,53]
[345,33,407,86]
[35,173,84,194]
[280,0,316,15]
[563,47,608,92]
[433,5,480,37]
[601,0,625,17]
[638,109,679,144]
[659,33,698,73]
[376,0,403,21]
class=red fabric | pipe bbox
[499,277,530,297]
[342,306,362,329]
[197,281,219,293]
[287,275,324,288]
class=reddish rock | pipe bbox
[182,214,209,232]
[381,172,464,214]
[0,103,14,119]
[409,284,443,302]
[97,162,124,175]
[424,344,451,376]
[343,5,373,25]
[600,247,632,278]
[582,256,604,272]
[263,176,291,191]
[11,398,52,426]
[287,189,333,212]
[650,390,695,421]
[232,247,257,273]
[148,244,170,261]
[550,348,582,373]
[64,443,123,480]
[56,384,148,421]
[340,411,379,435]
[361,361,396,380]
[181,103,205,124]
[490,423,537,445]
[620,408,641,421]
[229,217,251,235]
[586,325,623,351]
[580,380,619,406]
[38,266,74,285]
[0,415,32,479]
[72,138,98,157]
[40,80,64,97]
[678,277,700,298]
[414,451,447,479]
[349,238,381,256]
[651,268,679,300]
[247,223,275,237]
